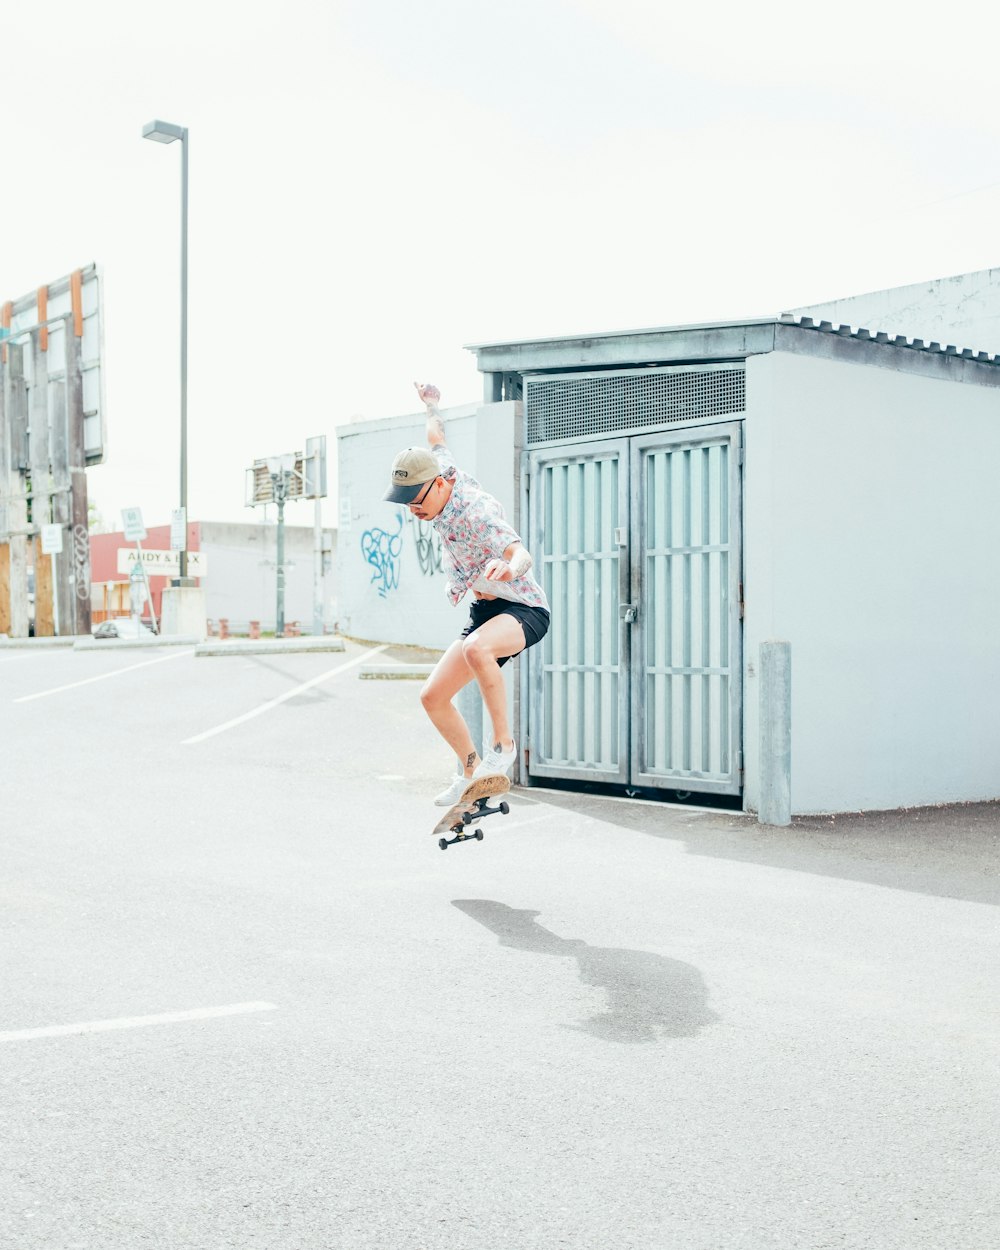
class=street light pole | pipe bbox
[142,118,190,582]
[179,126,189,581]
[267,454,295,638]
[275,476,287,638]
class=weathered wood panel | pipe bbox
[0,544,11,635]
[32,534,54,636]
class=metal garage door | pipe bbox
[629,426,743,793]
[525,422,742,795]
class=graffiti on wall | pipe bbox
[73,523,91,601]
[361,513,403,598]
[406,513,443,577]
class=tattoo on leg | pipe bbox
[466,752,476,770]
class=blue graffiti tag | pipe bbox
[406,512,444,576]
[361,512,404,598]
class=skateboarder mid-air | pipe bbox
[383,383,550,806]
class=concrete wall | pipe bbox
[199,521,335,632]
[336,401,519,648]
[743,350,1000,814]
[789,267,1000,358]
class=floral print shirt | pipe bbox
[429,444,549,610]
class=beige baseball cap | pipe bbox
[383,446,440,503]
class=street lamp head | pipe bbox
[142,119,185,143]
[266,454,296,476]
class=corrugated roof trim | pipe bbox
[779,313,1000,365]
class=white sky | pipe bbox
[3,0,999,529]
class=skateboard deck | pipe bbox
[433,775,511,850]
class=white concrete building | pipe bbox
[337,404,521,649]
[200,521,336,634]
[338,287,1000,816]
[790,266,1000,359]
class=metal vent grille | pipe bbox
[525,366,745,444]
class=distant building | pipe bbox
[90,521,337,634]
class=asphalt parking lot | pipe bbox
[2,639,998,1249]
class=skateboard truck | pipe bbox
[437,794,510,850]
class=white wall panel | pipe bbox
[336,402,519,650]
[744,351,1000,814]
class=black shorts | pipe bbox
[461,598,550,668]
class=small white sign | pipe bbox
[170,508,187,552]
[116,548,207,577]
[121,507,146,542]
[41,524,63,555]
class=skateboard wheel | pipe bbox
[474,829,484,841]
[438,838,448,851]
[499,801,509,815]
[462,811,474,826]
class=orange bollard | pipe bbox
[219,618,229,640]
[249,620,261,640]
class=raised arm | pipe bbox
[414,381,445,447]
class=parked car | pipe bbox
[92,617,156,640]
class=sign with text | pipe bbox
[41,524,64,555]
[121,507,146,542]
[116,548,207,578]
[170,508,187,552]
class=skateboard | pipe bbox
[433,775,511,850]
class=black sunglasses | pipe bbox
[410,477,437,507]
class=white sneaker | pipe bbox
[473,740,516,779]
[433,775,472,807]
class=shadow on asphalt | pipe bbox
[232,656,343,706]
[522,789,1000,908]
[233,650,438,707]
[452,899,717,1044]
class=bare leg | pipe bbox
[461,614,525,749]
[420,640,481,775]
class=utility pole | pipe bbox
[267,456,294,637]
[275,479,287,637]
[66,277,92,634]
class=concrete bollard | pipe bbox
[455,681,485,775]
[219,618,230,640]
[759,640,791,826]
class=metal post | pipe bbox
[143,121,190,588]
[313,496,323,636]
[456,682,485,775]
[759,640,792,826]
[133,540,158,634]
[179,127,189,582]
[275,482,286,637]
[50,551,60,637]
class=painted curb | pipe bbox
[194,638,347,658]
[359,664,434,680]
[74,635,203,651]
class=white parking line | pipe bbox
[13,648,195,703]
[182,644,390,744]
[0,1001,278,1044]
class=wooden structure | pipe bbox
[0,265,104,636]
